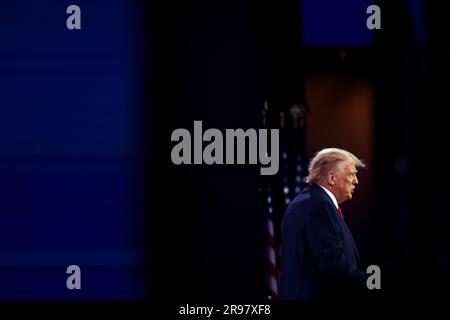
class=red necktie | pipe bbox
[338,207,344,220]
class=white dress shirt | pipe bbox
[318,185,339,209]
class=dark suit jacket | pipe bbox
[279,184,367,300]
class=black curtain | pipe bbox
[372,0,450,299]
[146,0,305,299]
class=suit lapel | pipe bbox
[311,184,363,268]
[338,216,362,268]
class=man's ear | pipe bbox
[327,172,335,186]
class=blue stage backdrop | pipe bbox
[302,0,374,46]
[0,1,144,299]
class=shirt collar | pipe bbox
[318,184,339,209]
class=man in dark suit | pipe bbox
[279,148,367,300]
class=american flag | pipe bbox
[260,183,278,299]
[260,103,308,300]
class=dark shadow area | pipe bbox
[145,0,450,302]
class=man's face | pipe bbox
[334,161,359,203]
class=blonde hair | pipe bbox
[306,148,366,184]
